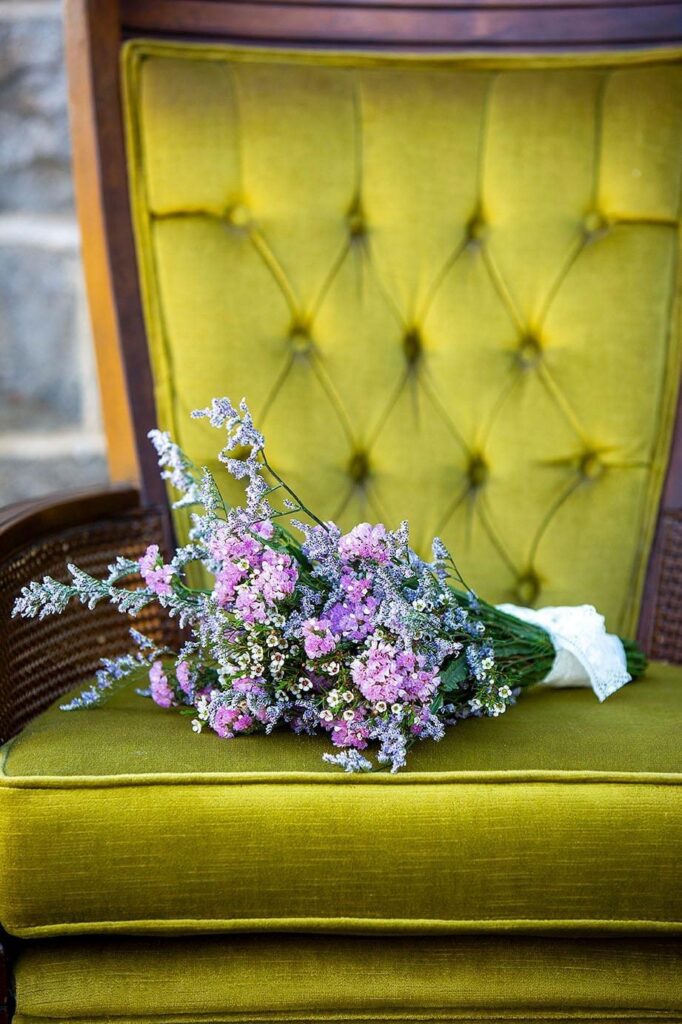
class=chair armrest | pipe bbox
[0,487,176,745]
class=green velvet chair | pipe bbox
[1,1,681,1021]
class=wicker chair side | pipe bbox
[0,501,178,746]
[647,510,682,664]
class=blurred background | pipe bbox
[0,0,107,505]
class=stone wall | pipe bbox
[0,0,107,505]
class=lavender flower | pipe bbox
[13,395,567,772]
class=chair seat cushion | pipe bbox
[12,933,682,1024]
[1,661,680,939]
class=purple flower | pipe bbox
[301,618,337,658]
[176,661,192,695]
[338,523,390,564]
[149,660,174,708]
[139,544,174,596]
[214,706,254,738]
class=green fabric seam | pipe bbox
[14,1013,681,1024]
[12,1013,682,1024]
[10,917,682,940]
[122,40,682,72]
[1,769,680,787]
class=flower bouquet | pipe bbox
[13,398,646,773]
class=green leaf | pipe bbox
[430,692,444,713]
[439,655,469,692]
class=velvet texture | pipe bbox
[1,663,680,939]
[123,43,682,635]
[13,934,682,1023]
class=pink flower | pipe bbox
[175,661,192,695]
[302,618,337,659]
[338,523,390,564]
[232,676,265,694]
[139,544,174,596]
[321,712,369,750]
[234,587,268,624]
[139,544,160,575]
[213,706,254,738]
[253,520,274,540]
[149,660,174,708]
[214,563,247,606]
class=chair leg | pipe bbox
[0,935,14,1024]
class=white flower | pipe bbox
[320,709,333,722]
[342,690,354,703]
[375,701,387,713]
[412,598,426,611]
[266,633,279,648]
[326,661,340,676]
[191,719,202,733]
[391,703,402,714]
[498,685,512,699]
[327,690,340,706]
[342,709,355,722]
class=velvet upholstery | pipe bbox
[1,663,680,940]
[12,934,682,1023]
[123,43,682,635]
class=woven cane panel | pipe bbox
[0,510,178,745]
[650,510,682,663]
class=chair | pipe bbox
[1,0,681,1020]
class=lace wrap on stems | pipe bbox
[496,604,631,701]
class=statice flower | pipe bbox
[15,395,585,772]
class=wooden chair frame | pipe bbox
[1,2,682,1017]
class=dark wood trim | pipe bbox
[65,0,166,507]
[119,1,682,48]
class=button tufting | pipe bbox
[226,202,251,229]
[579,452,604,481]
[583,210,609,238]
[517,334,542,369]
[289,322,312,355]
[347,205,366,240]
[348,450,370,484]
[467,454,488,489]
[466,211,488,246]
[516,572,540,606]
[403,328,422,366]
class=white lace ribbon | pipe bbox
[496,603,631,702]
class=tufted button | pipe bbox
[289,322,312,355]
[226,202,251,229]
[583,209,609,239]
[516,572,540,606]
[229,443,253,462]
[579,451,604,481]
[403,328,422,366]
[517,334,542,369]
[466,211,488,246]
[348,450,370,484]
[347,204,366,240]
[467,454,488,490]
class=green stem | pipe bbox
[260,451,329,531]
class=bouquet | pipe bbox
[13,398,646,773]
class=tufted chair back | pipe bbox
[121,44,682,635]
